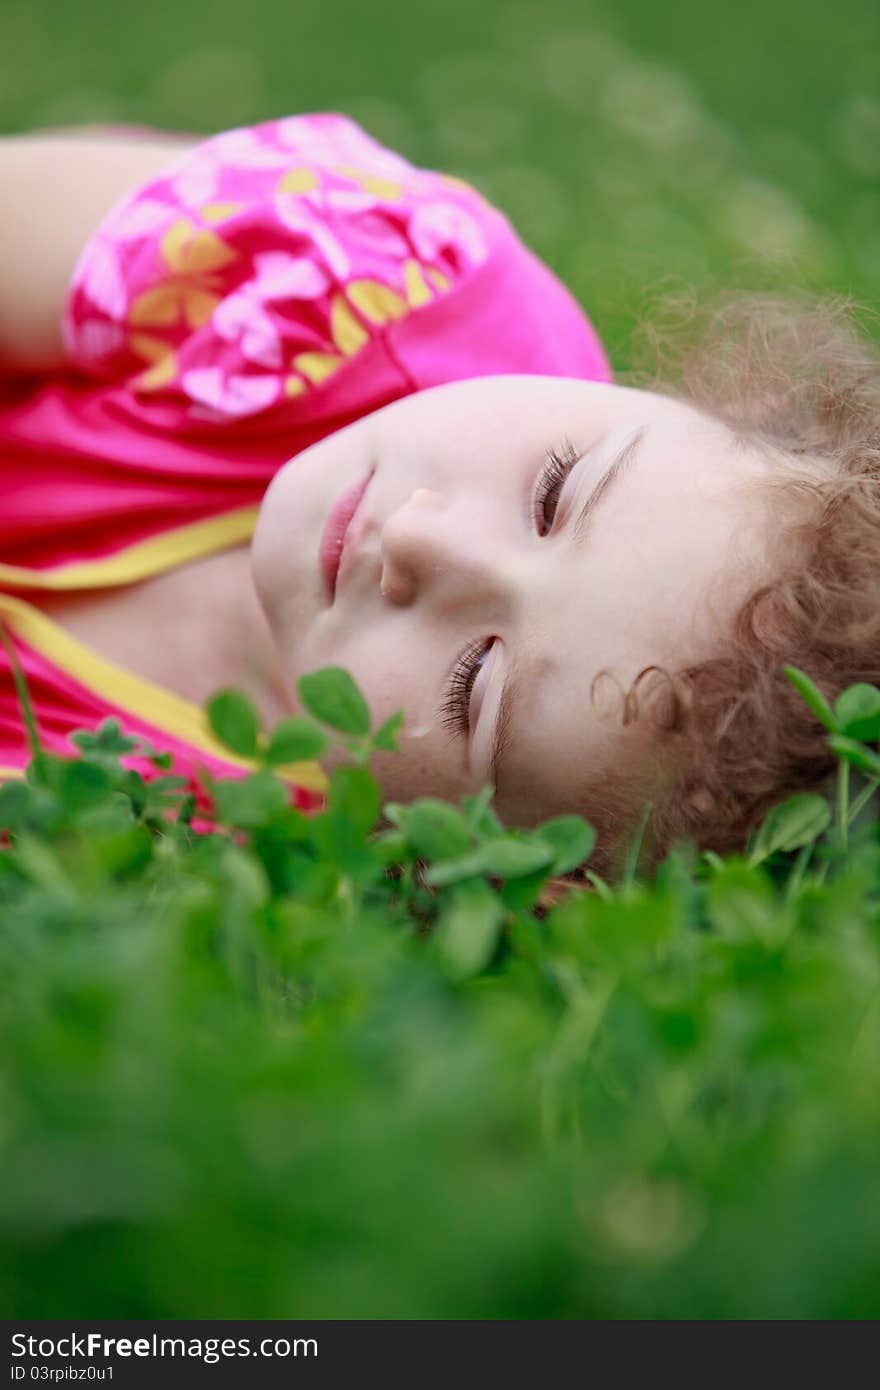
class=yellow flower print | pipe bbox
[291,351,345,385]
[289,257,454,391]
[288,285,377,386]
[437,172,491,207]
[129,284,221,331]
[199,202,243,224]
[128,333,177,392]
[402,259,434,307]
[128,217,238,331]
[160,218,239,276]
[426,267,452,292]
[330,294,369,356]
[344,278,409,325]
[330,165,404,201]
[278,168,320,195]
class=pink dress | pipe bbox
[0,113,612,826]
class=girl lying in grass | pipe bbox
[0,115,877,881]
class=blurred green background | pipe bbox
[2,0,878,370]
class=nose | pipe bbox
[378,486,506,610]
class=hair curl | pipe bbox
[540,285,880,901]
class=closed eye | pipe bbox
[531,437,582,535]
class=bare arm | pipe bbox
[0,128,198,374]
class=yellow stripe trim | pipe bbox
[0,594,328,795]
[0,505,262,591]
[0,765,25,781]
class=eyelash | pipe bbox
[438,438,581,738]
[439,635,490,739]
[531,436,580,536]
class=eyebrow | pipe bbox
[487,427,647,802]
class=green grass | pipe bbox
[3,0,878,373]
[1,659,880,1317]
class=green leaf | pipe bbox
[369,828,410,865]
[298,666,371,736]
[827,735,880,780]
[499,865,555,916]
[58,759,114,813]
[263,717,327,766]
[584,870,615,900]
[219,842,270,908]
[0,780,30,833]
[145,775,190,795]
[0,619,43,761]
[75,794,137,834]
[308,809,381,884]
[433,877,506,979]
[373,709,405,751]
[496,817,596,917]
[782,665,838,733]
[26,751,67,792]
[211,771,289,828]
[707,858,784,947]
[140,775,191,824]
[70,717,140,757]
[206,689,261,758]
[474,836,556,880]
[13,833,76,896]
[120,768,149,818]
[381,802,409,831]
[327,764,381,838]
[533,815,596,874]
[460,784,503,837]
[423,849,491,888]
[748,792,831,866]
[833,683,880,743]
[404,799,473,861]
[424,835,556,887]
[133,737,174,769]
[87,823,152,877]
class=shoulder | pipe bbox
[62,114,507,422]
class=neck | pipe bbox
[35,545,297,735]
[174,545,296,732]
[228,565,298,731]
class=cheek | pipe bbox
[318,630,430,736]
[367,741,439,805]
[316,636,471,804]
[368,726,473,807]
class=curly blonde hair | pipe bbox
[541,285,880,897]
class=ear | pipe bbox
[684,785,717,820]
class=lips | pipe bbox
[319,468,374,601]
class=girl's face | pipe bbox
[251,375,773,827]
